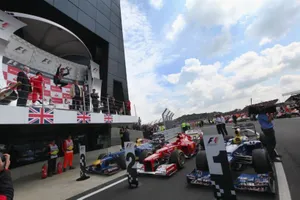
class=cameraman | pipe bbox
[257,108,281,162]
[0,153,14,200]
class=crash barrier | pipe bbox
[153,127,182,141]
[10,145,120,181]
[110,128,144,146]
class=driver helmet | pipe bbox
[233,128,242,144]
[136,138,143,146]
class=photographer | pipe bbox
[0,153,14,200]
[257,108,281,162]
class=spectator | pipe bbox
[54,65,70,89]
[109,96,117,114]
[30,72,44,105]
[70,80,82,110]
[91,89,100,112]
[16,66,32,107]
[232,114,237,125]
[123,127,130,143]
[0,153,14,200]
[126,100,131,115]
[120,127,125,148]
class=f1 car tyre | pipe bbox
[116,154,127,170]
[169,149,185,169]
[196,150,209,171]
[199,139,205,150]
[139,150,152,164]
[252,149,272,174]
[224,135,234,142]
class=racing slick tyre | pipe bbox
[139,150,152,164]
[252,149,272,174]
[196,150,209,171]
[224,135,234,142]
[116,154,127,170]
[169,149,185,169]
[199,138,205,150]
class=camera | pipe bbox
[248,105,277,115]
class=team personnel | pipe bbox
[47,140,59,177]
[257,110,281,162]
[220,115,228,136]
[0,153,14,200]
[30,72,44,105]
[63,135,75,172]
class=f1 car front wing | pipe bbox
[186,169,274,193]
[137,163,177,176]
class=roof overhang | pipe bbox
[6,11,92,61]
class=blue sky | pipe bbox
[121,0,300,123]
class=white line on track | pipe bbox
[76,178,127,200]
[246,128,291,200]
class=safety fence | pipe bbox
[0,73,134,116]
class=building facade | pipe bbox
[43,0,129,101]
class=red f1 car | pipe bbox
[137,133,197,176]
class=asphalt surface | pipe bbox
[69,119,300,200]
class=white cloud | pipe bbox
[166,14,186,41]
[246,0,300,43]
[149,0,164,10]
[121,0,166,122]
[259,37,272,46]
[164,42,300,117]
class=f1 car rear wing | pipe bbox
[233,123,258,138]
[153,127,182,141]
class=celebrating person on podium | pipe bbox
[63,135,75,172]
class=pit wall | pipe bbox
[11,128,143,181]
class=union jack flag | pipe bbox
[77,111,91,124]
[28,107,54,124]
[104,114,113,123]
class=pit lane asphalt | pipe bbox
[70,120,300,200]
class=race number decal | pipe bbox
[76,145,90,181]
[124,142,138,188]
[203,135,236,200]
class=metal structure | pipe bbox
[162,108,175,129]
[282,90,300,97]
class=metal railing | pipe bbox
[0,74,134,116]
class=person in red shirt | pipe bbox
[63,135,75,172]
[126,100,131,115]
[30,72,44,104]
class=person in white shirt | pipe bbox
[220,115,228,136]
[215,115,224,136]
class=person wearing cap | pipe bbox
[0,153,13,200]
[47,140,59,177]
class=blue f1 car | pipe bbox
[86,137,167,175]
[186,123,276,193]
